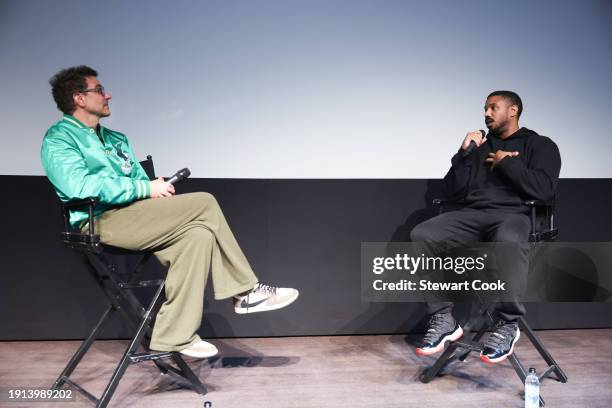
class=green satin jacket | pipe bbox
[41,114,151,229]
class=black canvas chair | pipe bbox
[51,155,207,408]
[419,198,568,407]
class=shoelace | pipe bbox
[253,283,277,295]
[423,314,450,342]
[486,321,517,349]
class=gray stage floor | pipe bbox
[1,329,611,408]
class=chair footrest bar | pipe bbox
[129,352,175,363]
[61,377,99,404]
[453,340,484,353]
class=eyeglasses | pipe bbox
[81,86,107,96]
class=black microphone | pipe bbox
[166,168,191,185]
[463,129,487,156]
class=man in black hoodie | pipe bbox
[411,91,561,363]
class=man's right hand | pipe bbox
[150,177,175,198]
[461,130,486,151]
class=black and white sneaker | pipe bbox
[480,320,520,364]
[416,312,463,356]
[233,283,299,314]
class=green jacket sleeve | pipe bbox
[41,131,150,205]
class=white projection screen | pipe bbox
[1,0,611,178]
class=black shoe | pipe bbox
[480,320,520,364]
[416,312,463,356]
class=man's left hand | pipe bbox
[486,150,519,169]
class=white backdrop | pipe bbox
[1,0,611,178]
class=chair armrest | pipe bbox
[436,198,555,207]
[60,197,100,239]
[524,199,554,207]
[61,197,99,210]
[432,198,466,214]
[437,198,555,207]
[433,198,557,242]
[432,198,445,206]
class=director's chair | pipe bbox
[418,198,568,407]
[51,156,207,408]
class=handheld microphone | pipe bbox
[166,168,191,185]
[464,129,487,156]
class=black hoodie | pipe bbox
[443,127,561,211]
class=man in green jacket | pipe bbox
[41,66,299,358]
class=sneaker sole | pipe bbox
[480,329,521,364]
[179,348,219,359]
[234,290,299,314]
[415,326,464,356]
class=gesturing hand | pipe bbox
[149,177,175,198]
[486,150,519,169]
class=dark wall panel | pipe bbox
[1,176,611,340]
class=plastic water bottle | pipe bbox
[525,367,540,408]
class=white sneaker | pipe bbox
[234,283,299,314]
[179,340,218,359]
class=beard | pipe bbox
[97,106,111,118]
[486,118,507,135]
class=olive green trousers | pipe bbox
[94,192,258,351]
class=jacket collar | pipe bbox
[62,114,89,129]
[62,114,108,136]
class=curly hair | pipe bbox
[49,66,98,114]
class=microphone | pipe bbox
[166,168,191,185]
[464,129,487,156]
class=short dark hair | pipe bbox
[49,66,98,114]
[488,90,523,118]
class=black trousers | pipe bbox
[410,207,531,322]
